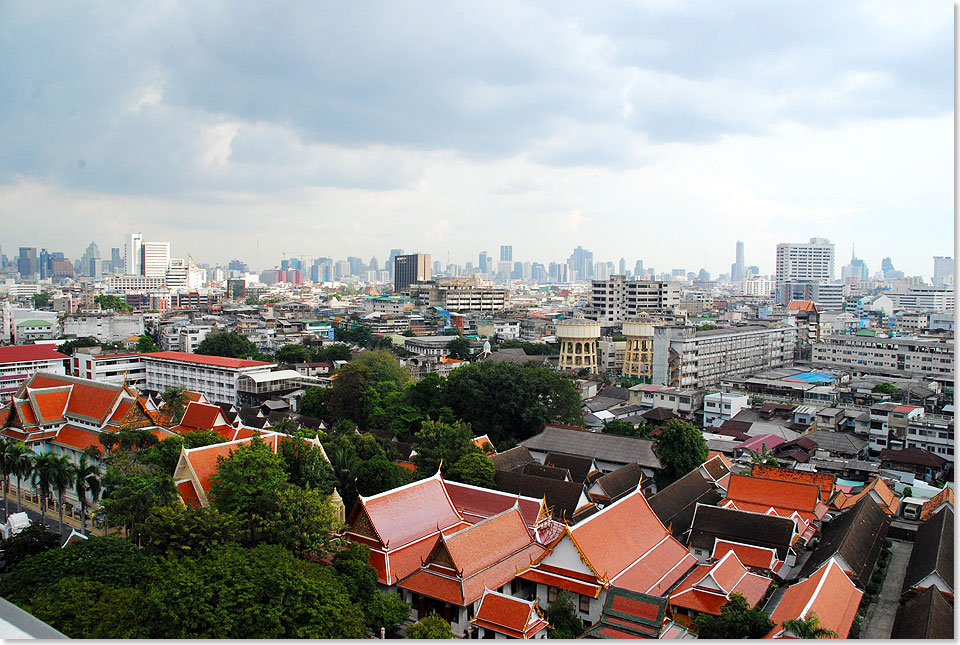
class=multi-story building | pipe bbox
[702,391,750,427]
[394,253,431,292]
[812,334,954,384]
[103,275,166,291]
[886,286,955,313]
[0,344,68,401]
[408,278,509,313]
[125,233,143,275]
[363,296,415,315]
[743,275,774,297]
[476,319,522,341]
[906,414,954,464]
[141,241,171,278]
[652,322,796,389]
[73,350,146,386]
[932,256,954,287]
[586,276,681,326]
[597,337,626,373]
[62,313,145,342]
[775,238,835,302]
[141,351,276,406]
[866,402,926,454]
[15,320,58,342]
[160,324,213,354]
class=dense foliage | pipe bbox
[694,593,774,639]
[654,418,710,488]
[544,589,585,639]
[195,331,266,360]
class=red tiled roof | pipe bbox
[53,426,104,452]
[15,400,37,427]
[106,399,133,426]
[610,594,661,622]
[183,436,279,494]
[441,509,532,577]
[143,351,273,369]
[0,345,68,363]
[920,487,954,522]
[517,568,602,598]
[766,558,862,639]
[359,474,463,548]
[611,537,698,596]
[27,387,70,424]
[473,590,547,638]
[444,480,543,530]
[751,465,835,503]
[786,300,817,312]
[180,401,226,431]
[832,477,900,515]
[177,479,202,508]
[712,539,778,570]
[669,552,771,616]
[891,404,921,413]
[726,474,822,514]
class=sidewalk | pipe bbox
[0,486,111,539]
[860,540,913,639]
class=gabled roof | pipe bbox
[174,434,281,499]
[435,508,533,578]
[472,589,548,639]
[582,587,668,639]
[591,463,643,503]
[471,434,496,455]
[52,425,105,453]
[349,472,462,549]
[490,445,536,473]
[179,401,229,431]
[444,480,545,530]
[521,426,662,469]
[765,558,863,639]
[830,476,900,515]
[522,462,571,481]
[26,373,127,426]
[799,495,890,588]
[891,586,954,639]
[878,446,948,468]
[648,468,723,538]
[700,453,732,482]
[803,430,868,456]
[26,386,71,425]
[493,470,594,523]
[902,506,953,594]
[544,452,598,483]
[669,551,772,615]
[725,474,824,515]
[751,465,835,503]
[689,504,797,559]
[920,485,954,522]
[711,540,781,572]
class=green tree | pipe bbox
[331,543,411,633]
[160,385,189,424]
[873,382,899,395]
[21,578,149,639]
[781,612,838,639]
[693,593,774,639]
[407,611,454,639]
[74,457,102,536]
[353,350,409,386]
[6,443,34,513]
[31,453,56,527]
[412,419,478,477]
[195,331,261,359]
[0,522,60,573]
[354,453,407,497]
[654,418,709,488]
[140,503,241,558]
[446,336,472,360]
[447,452,496,488]
[602,418,652,439]
[208,436,288,544]
[276,343,311,365]
[244,294,260,305]
[135,335,159,353]
[749,446,780,467]
[328,364,372,424]
[32,292,52,309]
[443,361,583,447]
[312,343,352,362]
[265,485,341,557]
[300,386,330,419]
[49,455,77,536]
[55,336,99,356]
[279,436,336,493]
[544,589,584,639]
[95,294,133,312]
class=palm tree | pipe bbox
[74,457,102,536]
[50,455,77,536]
[7,443,35,513]
[781,612,838,639]
[0,438,13,518]
[160,385,189,424]
[31,453,56,527]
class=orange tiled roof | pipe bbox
[751,465,835,503]
[611,536,698,596]
[471,434,496,455]
[143,351,273,369]
[517,568,602,598]
[920,486,954,522]
[831,477,900,515]
[444,480,544,531]
[27,387,70,424]
[358,473,463,549]
[53,426,104,453]
[440,508,533,578]
[712,539,779,570]
[726,474,823,514]
[177,479,202,508]
[106,399,133,426]
[473,590,548,638]
[670,555,771,616]
[15,400,38,427]
[766,558,862,639]
[180,401,226,431]
[183,435,280,494]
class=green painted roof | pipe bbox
[17,320,54,327]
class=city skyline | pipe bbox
[0,2,952,278]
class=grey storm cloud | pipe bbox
[0,0,952,200]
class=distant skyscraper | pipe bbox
[38,249,50,280]
[933,256,954,286]
[568,246,594,281]
[634,259,644,278]
[388,248,404,279]
[369,256,378,272]
[841,246,869,282]
[80,241,101,278]
[730,240,745,282]
[500,245,513,262]
[478,251,488,275]
[125,233,143,275]
[618,258,627,276]
[17,247,38,279]
[394,253,431,292]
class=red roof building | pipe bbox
[723,474,829,544]
[830,476,901,516]
[470,589,549,639]
[141,351,276,407]
[668,550,772,618]
[172,432,283,507]
[765,557,863,639]
[0,345,68,401]
[517,489,697,627]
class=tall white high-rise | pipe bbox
[775,237,835,285]
[125,233,143,275]
[141,242,171,278]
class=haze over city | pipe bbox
[0,1,952,277]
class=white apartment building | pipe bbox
[906,414,955,464]
[104,275,165,291]
[652,323,797,389]
[73,351,146,386]
[161,325,214,354]
[598,338,626,373]
[742,276,774,297]
[142,351,276,406]
[702,391,750,427]
[812,334,954,383]
[477,319,522,341]
[408,280,509,313]
[886,286,955,313]
[62,313,145,342]
[165,257,188,288]
[775,238,835,302]
[363,296,415,315]
[125,232,143,275]
[586,276,681,325]
[141,242,171,278]
[0,344,68,401]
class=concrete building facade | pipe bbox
[586,276,681,326]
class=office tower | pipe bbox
[775,237,835,299]
[881,257,895,274]
[568,246,594,281]
[369,256,379,272]
[394,253,432,292]
[388,249,404,279]
[933,256,954,286]
[634,259,644,278]
[478,251,488,275]
[17,248,38,279]
[141,242,171,278]
[500,245,513,262]
[39,249,50,280]
[841,246,869,282]
[80,241,101,278]
[228,259,249,273]
[125,233,143,275]
[618,258,627,276]
[730,240,745,282]
[110,247,122,273]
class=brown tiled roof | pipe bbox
[891,586,954,639]
[799,495,890,588]
[489,445,535,473]
[493,470,590,523]
[544,452,597,483]
[648,469,722,538]
[593,463,643,503]
[879,446,948,468]
[522,462,570,481]
[903,506,954,594]
[689,504,796,559]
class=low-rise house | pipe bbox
[764,557,863,639]
[878,446,948,483]
[830,475,901,516]
[802,430,869,458]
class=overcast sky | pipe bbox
[0,1,953,278]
